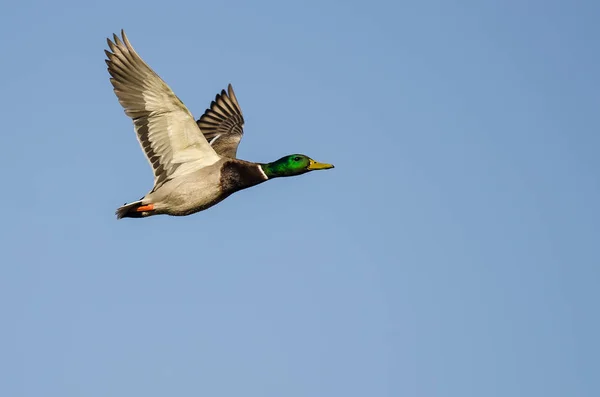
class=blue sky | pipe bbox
[1,0,599,396]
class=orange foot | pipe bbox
[136,204,155,212]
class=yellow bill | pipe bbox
[308,159,335,170]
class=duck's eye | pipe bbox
[293,156,301,162]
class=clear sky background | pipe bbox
[1,0,598,396]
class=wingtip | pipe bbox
[105,29,129,53]
[227,84,240,112]
[121,29,133,49]
[227,83,236,97]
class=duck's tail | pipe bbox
[115,200,155,219]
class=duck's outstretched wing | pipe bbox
[105,30,220,190]
[197,84,245,158]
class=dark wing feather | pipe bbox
[197,84,245,158]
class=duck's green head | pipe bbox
[261,154,334,178]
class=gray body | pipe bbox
[140,159,267,217]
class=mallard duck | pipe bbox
[105,30,334,219]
